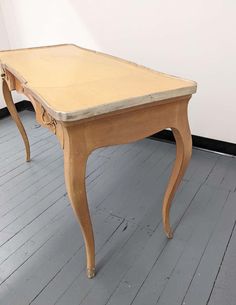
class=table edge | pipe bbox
[0,43,197,122]
[25,84,196,122]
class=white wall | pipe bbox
[0,4,24,108]
[0,0,235,143]
[0,5,10,108]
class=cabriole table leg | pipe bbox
[2,78,30,162]
[63,126,95,279]
[162,102,192,238]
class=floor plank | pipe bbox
[207,193,236,305]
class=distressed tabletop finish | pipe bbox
[0,44,197,278]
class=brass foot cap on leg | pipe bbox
[87,267,96,279]
[166,230,173,239]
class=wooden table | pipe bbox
[0,44,197,278]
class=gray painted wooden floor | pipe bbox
[0,110,236,305]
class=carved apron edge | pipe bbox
[28,93,64,149]
[40,104,65,149]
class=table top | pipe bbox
[0,44,197,122]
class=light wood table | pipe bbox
[0,44,197,278]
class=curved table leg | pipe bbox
[162,109,192,238]
[2,79,30,162]
[63,128,95,279]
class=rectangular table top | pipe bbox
[0,44,197,122]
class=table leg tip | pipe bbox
[87,267,96,279]
[166,230,173,239]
